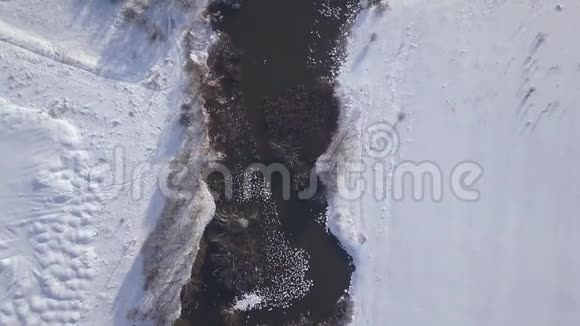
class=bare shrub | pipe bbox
[206,205,265,293]
[122,0,150,23]
[376,0,391,12]
[200,35,256,165]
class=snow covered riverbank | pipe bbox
[328,0,580,325]
[0,1,214,324]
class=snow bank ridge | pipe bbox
[0,19,99,75]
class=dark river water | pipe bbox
[178,0,358,325]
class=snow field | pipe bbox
[0,99,99,325]
[327,0,580,325]
[0,0,215,324]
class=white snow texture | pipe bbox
[325,0,580,325]
[0,0,214,325]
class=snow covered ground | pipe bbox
[4,0,580,325]
[0,0,213,325]
[328,0,580,325]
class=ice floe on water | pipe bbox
[232,293,263,311]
